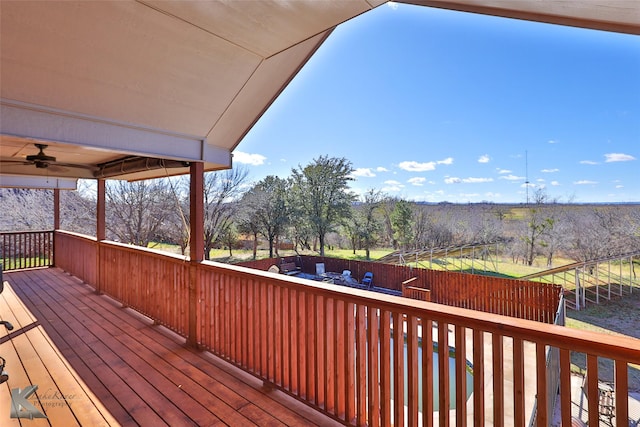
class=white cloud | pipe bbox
[465,177,493,183]
[351,168,375,178]
[580,160,598,165]
[376,166,389,172]
[399,157,452,172]
[382,180,404,192]
[616,185,624,189]
[445,176,493,184]
[605,153,636,162]
[541,168,559,173]
[408,177,426,186]
[398,161,436,172]
[548,140,559,144]
[574,180,598,185]
[551,181,560,186]
[387,1,398,10]
[537,178,545,183]
[499,174,525,181]
[478,155,490,163]
[233,151,266,166]
[497,168,512,174]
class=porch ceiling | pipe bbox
[1,0,638,187]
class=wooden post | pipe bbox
[188,162,204,347]
[53,189,60,230]
[53,189,60,267]
[96,179,106,293]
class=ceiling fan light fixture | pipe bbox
[26,144,56,163]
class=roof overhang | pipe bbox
[1,0,638,188]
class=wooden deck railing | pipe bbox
[402,277,432,301]
[1,230,53,271]
[51,231,640,426]
[54,230,97,284]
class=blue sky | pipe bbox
[234,3,640,203]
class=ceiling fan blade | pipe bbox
[52,162,98,172]
[0,159,33,166]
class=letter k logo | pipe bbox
[10,385,47,419]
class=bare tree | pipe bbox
[343,189,384,259]
[105,179,175,247]
[239,176,289,258]
[202,167,249,260]
[522,189,556,266]
[0,188,53,231]
[60,180,96,235]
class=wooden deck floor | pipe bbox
[1,268,341,426]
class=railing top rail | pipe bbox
[54,230,97,241]
[1,230,54,235]
[101,240,188,262]
[201,260,640,362]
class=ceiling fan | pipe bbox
[1,143,97,174]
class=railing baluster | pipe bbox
[535,342,547,427]
[307,292,316,404]
[336,299,345,419]
[473,330,485,427]
[407,314,419,426]
[559,348,572,427]
[493,333,504,427]
[439,321,450,427]
[586,354,599,427]
[393,311,404,427]
[315,294,324,406]
[513,337,525,427]
[380,310,391,426]
[423,318,434,427]
[325,296,335,414]
[346,301,356,423]
[368,307,380,427]
[455,325,467,427]
[615,360,629,427]
[355,304,366,425]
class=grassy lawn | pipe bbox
[205,247,394,263]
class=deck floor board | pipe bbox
[1,268,341,426]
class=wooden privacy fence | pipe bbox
[1,230,53,271]
[50,232,640,427]
[239,255,562,324]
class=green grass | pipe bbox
[205,247,394,264]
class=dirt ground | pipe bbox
[566,289,640,391]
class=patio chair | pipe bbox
[582,374,615,427]
[362,272,373,288]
